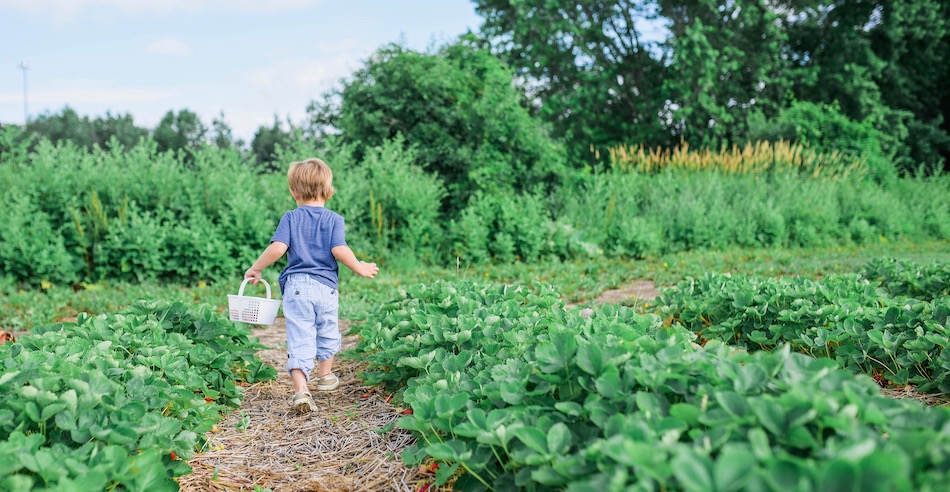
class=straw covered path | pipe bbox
[179,318,429,492]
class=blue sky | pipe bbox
[0,0,483,141]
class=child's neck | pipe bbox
[297,199,326,207]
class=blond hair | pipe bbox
[288,158,334,201]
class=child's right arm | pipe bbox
[331,245,379,279]
[244,241,289,284]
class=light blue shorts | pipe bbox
[283,273,341,379]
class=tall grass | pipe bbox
[608,140,867,180]
[558,168,950,257]
[2,128,948,285]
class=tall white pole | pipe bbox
[19,61,31,124]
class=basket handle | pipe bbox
[238,278,272,299]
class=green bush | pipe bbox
[747,101,897,181]
[558,169,950,256]
[0,195,77,285]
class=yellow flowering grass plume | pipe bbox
[608,140,866,180]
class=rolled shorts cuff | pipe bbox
[286,357,314,380]
[315,340,341,362]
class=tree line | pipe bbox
[3,0,948,183]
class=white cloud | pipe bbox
[145,37,192,57]
[246,56,363,94]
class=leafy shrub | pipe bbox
[558,169,950,255]
[451,192,587,263]
[746,101,897,181]
[0,195,77,285]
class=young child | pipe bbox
[244,157,379,414]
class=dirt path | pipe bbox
[592,279,660,305]
[179,319,426,492]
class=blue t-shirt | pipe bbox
[271,206,347,293]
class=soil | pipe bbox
[592,279,660,305]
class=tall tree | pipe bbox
[658,0,791,147]
[474,0,669,161]
[152,109,208,155]
[779,0,949,170]
[250,117,294,171]
[309,36,565,212]
[25,107,147,149]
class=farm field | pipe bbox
[2,240,949,491]
[5,0,950,489]
[4,240,948,332]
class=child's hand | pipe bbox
[244,268,263,284]
[359,261,379,279]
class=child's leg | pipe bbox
[314,283,342,381]
[290,369,309,394]
[316,357,334,378]
[283,276,319,393]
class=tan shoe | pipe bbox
[292,391,316,414]
[314,373,340,391]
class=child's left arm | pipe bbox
[244,241,288,284]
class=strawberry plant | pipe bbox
[355,281,950,491]
[861,257,949,301]
[656,272,950,393]
[0,300,276,491]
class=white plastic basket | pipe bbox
[228,279,281,325]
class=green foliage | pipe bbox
[475,0,950,172]
[0,195,78,284]
[656,267,950,393]
[861,258,950,301]
[23,106,149,151]
[474,0,671,162]
[152,109,208,157]
[747,101,896,182]
[356,280,950,491]
[0,139,287,285]
[559,169,950,256]
[0,300,276,491]
[451,191,598,264]
[661,1,789,148]
[250,117,295,170]
[309,36,566,212]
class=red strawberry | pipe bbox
[401,408,413,415]
[170,451,179,461]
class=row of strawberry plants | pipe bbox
[0,300,276,491]
[861,257,949,301]
[656,273,950,393]
[354,281,950,491]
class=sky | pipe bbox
[0,0,483,142]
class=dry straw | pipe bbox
[608,140,867,180]
[178,322,429,492]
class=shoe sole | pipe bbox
[294,399,316,414]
